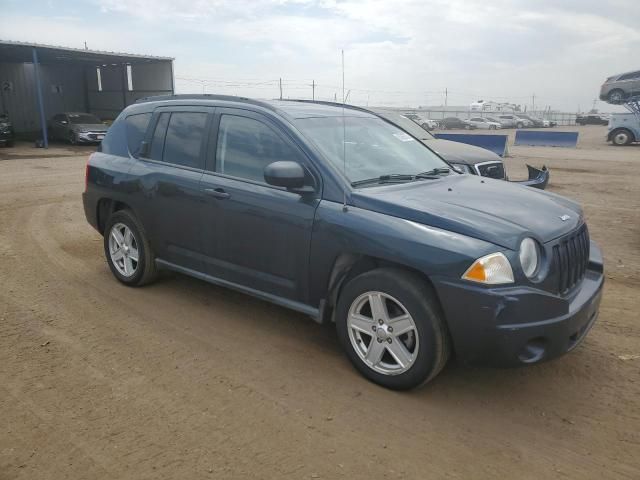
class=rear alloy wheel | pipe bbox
[336,268,450,390]
[516,122,524,129]
[612,130,633,146]
[104,210,158,286]
[608,89,625,104]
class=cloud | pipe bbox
[2,0,639,110]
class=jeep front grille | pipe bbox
[552,224,590,295]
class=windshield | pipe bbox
[296,116,448,185]
[68,113,102,124]
[371,110,436,142]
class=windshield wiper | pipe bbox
[351,169,450,187]
[415,167,450,178]
[351,174,416,187]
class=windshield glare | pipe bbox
[296,116,447,185]
[68,114,102,124]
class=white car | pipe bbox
[468,117,502,130]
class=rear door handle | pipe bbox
[204,188,230,200]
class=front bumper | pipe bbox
[77,131,106,143]
[434,241,604,367]
[512,164,549,190]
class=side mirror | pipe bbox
[264,161,311,192]
[61,120,68,125]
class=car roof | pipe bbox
[133,94,376,119]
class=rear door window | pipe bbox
[163,112,208,169]
[619,71,640,81]
[125,113,152,157]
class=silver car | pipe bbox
[49,112,108,144]
[600,70,640,104]
[495,114,530,129]
[468,117,502,130]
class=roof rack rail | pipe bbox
[134,93,276,111]
[284,99,373,113]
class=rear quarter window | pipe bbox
[125,113,152,157]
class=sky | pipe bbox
[1,0,639,112]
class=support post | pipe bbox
[32,48,48,148]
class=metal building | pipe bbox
[0,40,174,145]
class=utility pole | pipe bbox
[444,88,448,108]
[532,93,536,112]
[279,78,283,100]
[311,80,315,101]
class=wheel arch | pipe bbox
[608,127,635,144]
[96,198,134,235]
[321,253,443,324]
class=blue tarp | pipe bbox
[514,130,579,148]
[433,133,508,157]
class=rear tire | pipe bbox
[104,209,158,286]
[335,268,450,390]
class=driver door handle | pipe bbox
[204,188,230,200]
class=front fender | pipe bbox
[308,201,499,308]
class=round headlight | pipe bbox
[519,238,539,278]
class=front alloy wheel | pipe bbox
[336,268,450,390]
[347,291,419,375]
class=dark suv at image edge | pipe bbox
[83,95,604,390]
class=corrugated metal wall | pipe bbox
[87,62,174,120]
[0,59,173,133]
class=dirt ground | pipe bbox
[1,127,639,479]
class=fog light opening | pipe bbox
[518,337,547,364]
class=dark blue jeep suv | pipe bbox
[83,95,604,389]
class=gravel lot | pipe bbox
[1,126,639,479]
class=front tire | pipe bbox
[335,268,450,390]
[611,129,633,146]
[104,209,158,286]
[516,122,524,129]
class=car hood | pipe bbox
[350,174,582,250]
[72,123,108,132]
[424,139,500,165]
